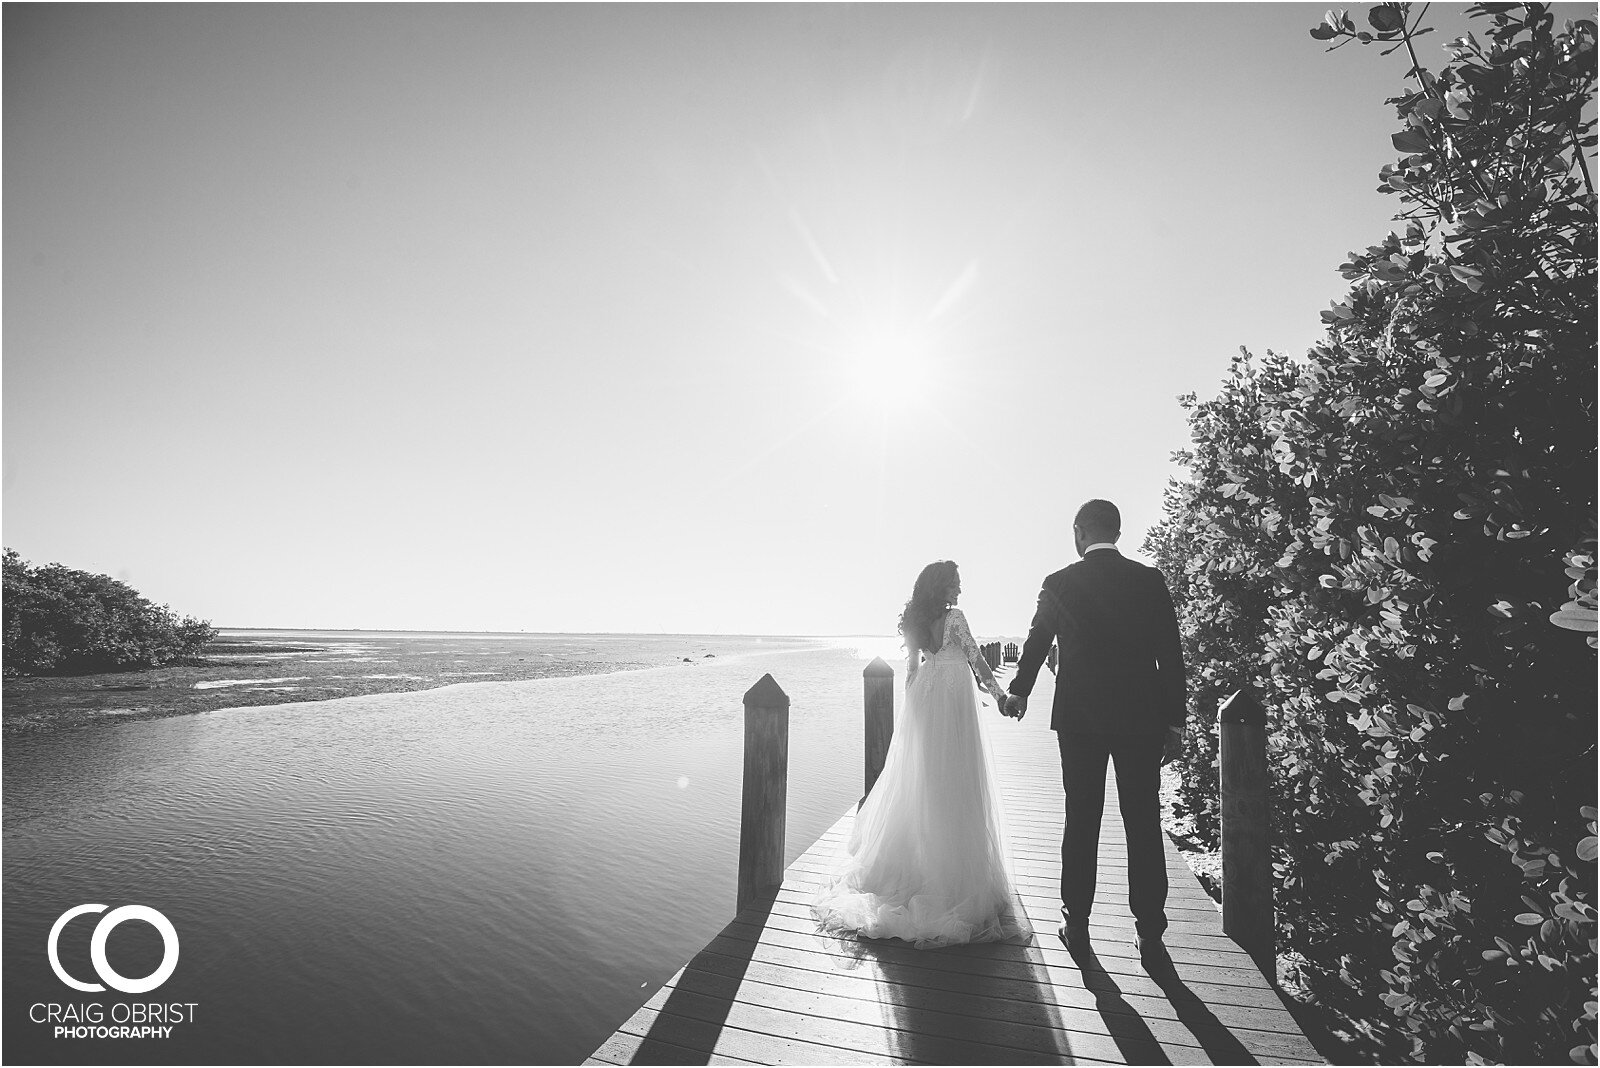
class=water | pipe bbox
[3,633,911,1065]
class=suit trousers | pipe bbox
[1056,731,1168,938]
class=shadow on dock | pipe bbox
[1145,959,1259,1065]
[1064,942,1172,1065]
[620,892,778,1065]
[869,928,1078,1064]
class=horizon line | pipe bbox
[214,626,1029,640]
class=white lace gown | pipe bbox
[811,608,1034,948]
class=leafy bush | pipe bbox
[3,549,216,676]
[1146,4,1596,1063]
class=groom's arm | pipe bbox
[1150,569,1188,764]
[1151,571,1187,728]
[1009,580,1060,700]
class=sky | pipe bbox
[5,3,1579,636]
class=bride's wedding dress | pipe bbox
[811,608,1033,948]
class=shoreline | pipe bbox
[3,659,652,736]
[3,631,831,736]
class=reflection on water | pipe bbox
[3,640,907,1065]
[843,633,913,664]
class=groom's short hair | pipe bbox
[1074,499,1120,541]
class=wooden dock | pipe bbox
[588,669,1324,1066]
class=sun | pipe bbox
[847,329,930,411]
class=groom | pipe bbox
[1004,499,1187,965]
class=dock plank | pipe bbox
[589,667,1324,1065]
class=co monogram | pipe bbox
[48,905,179,994]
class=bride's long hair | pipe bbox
[899,560,958,655]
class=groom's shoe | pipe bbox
[1057,919,1089,949]
[1136,933,1175,974]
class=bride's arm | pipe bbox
[950,609,1006,704]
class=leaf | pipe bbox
[1369,5,1405,31]
[1551,608,1599,633]
[1578,836,1598,862]
[1516,912,1544,925]
[1310,23,1341,40]
[1393,128,1432,153]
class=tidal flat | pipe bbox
[2,630,810,734]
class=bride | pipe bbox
[811,560,1033,948]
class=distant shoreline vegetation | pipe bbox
[2,548,216,677]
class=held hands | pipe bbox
[1002,694,1027,721]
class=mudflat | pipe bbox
[2,629,777,734]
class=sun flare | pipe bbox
[848,330,929,410]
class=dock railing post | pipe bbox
[738,673,789,915]
[1219,687,1273,974]
[863,658,894,804]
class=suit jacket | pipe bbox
[1008,548,1187,737]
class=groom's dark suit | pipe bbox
[1008,546,1187,940]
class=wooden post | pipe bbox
[1219,688,1273,974]
[863,658,894,804]
[738,674,789,915]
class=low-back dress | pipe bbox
[811,607,1033,948]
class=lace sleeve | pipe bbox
[950,609,1005,704]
